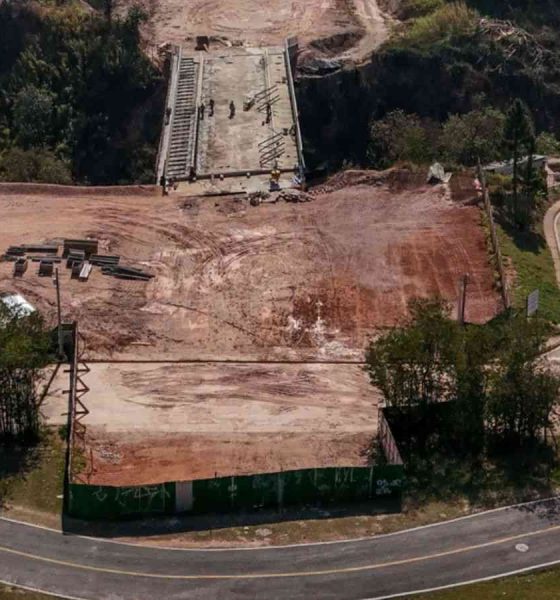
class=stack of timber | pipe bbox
[63,239,98,258]
[13,258,28,276]
[38,261,54,277]
[30,257,61,263]
[101,264,154,281]
[89,254,120,267]
[3,246,26,260]
[79,262,93,281]
[23,244,59,254]
[66,249,85,269]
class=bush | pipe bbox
[400,2,480,48]
[368,110,436,168]
[0,147,72,183]
[398,0,445,20]
[536,132,560,157]
[440,107,506,166]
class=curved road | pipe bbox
[2,497,560,599]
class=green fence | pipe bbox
[68,481,175,520]
[68,465,404,520]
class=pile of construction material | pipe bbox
[2,238,154,283]
[101,264,155,281]
[278,190,313,203]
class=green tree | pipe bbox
[0,303,51,444]
[0,147,72,184]
[504,99,535,227]
[440,107,506,166]
[365,298,460,454]
[535,131,560,156]
[12,85,55,149]
[487,317,559,446]
[368,110,434,168]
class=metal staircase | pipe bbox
[166,57,199,180]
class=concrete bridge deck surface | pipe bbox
[196,47,299,175]
[2,496,560,598]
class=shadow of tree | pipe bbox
[495,210,546,254]
[0,443,41,508]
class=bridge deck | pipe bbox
[162,47,302,193]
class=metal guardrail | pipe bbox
[155,46,181,184]
[283,39,306,183]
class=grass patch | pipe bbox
[0,427,65,515]
[409,567,560,599]
[496,220,560,323]
[397,1,479,48]
[0,585,57,600]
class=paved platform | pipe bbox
[159,46,304,196]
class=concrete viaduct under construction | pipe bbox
[156,40,305,196]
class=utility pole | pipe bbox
[458,274,468,326]
[54,267,63,358]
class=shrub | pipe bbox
[401,1,480,48]
[0,147,72,183]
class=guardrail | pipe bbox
[283,39,306,183]
[155,46,181,184]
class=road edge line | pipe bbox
[2,494,560,552]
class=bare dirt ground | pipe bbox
[43,361,377,484]
[0,177,500,361]
[2,174,500,483]
[117,0,389,59]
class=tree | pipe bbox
[504,99,535,227]
[487,317,560,446]
[0,147,72,184]
[12,85,55,149]
[366,298,560,456]
[365,298,460,454]
[368,110,435,168]
[440,107,506,166]
[535,131,560,156]
[0,303,51,444]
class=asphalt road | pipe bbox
[1,497,560,599]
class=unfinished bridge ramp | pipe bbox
[158,45,304,195]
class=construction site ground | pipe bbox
[42,361,377,485]
[0,174,501,485]
[119,0,389,60]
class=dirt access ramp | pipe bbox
[116,0,390,59]
[0,175,500,361]
[42,361,378,484]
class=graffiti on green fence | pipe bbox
[69,482,175,519]
[68,465,404,520]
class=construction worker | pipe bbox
[270,165,281,191]
[209,98,215,116]
[229,100,236,119]
[266,102,272,124]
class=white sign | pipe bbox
[527,289,539,317]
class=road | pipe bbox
[2,497,560,599]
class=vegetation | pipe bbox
[399,1,479,49]
[409,566,560,599]
[0,585,57,600]
[366,298,559,456]
[0,427,65,514]
[497,222,560,323]
[0,1,164,184]
[0,303,51,445]
[300,0,560,172]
